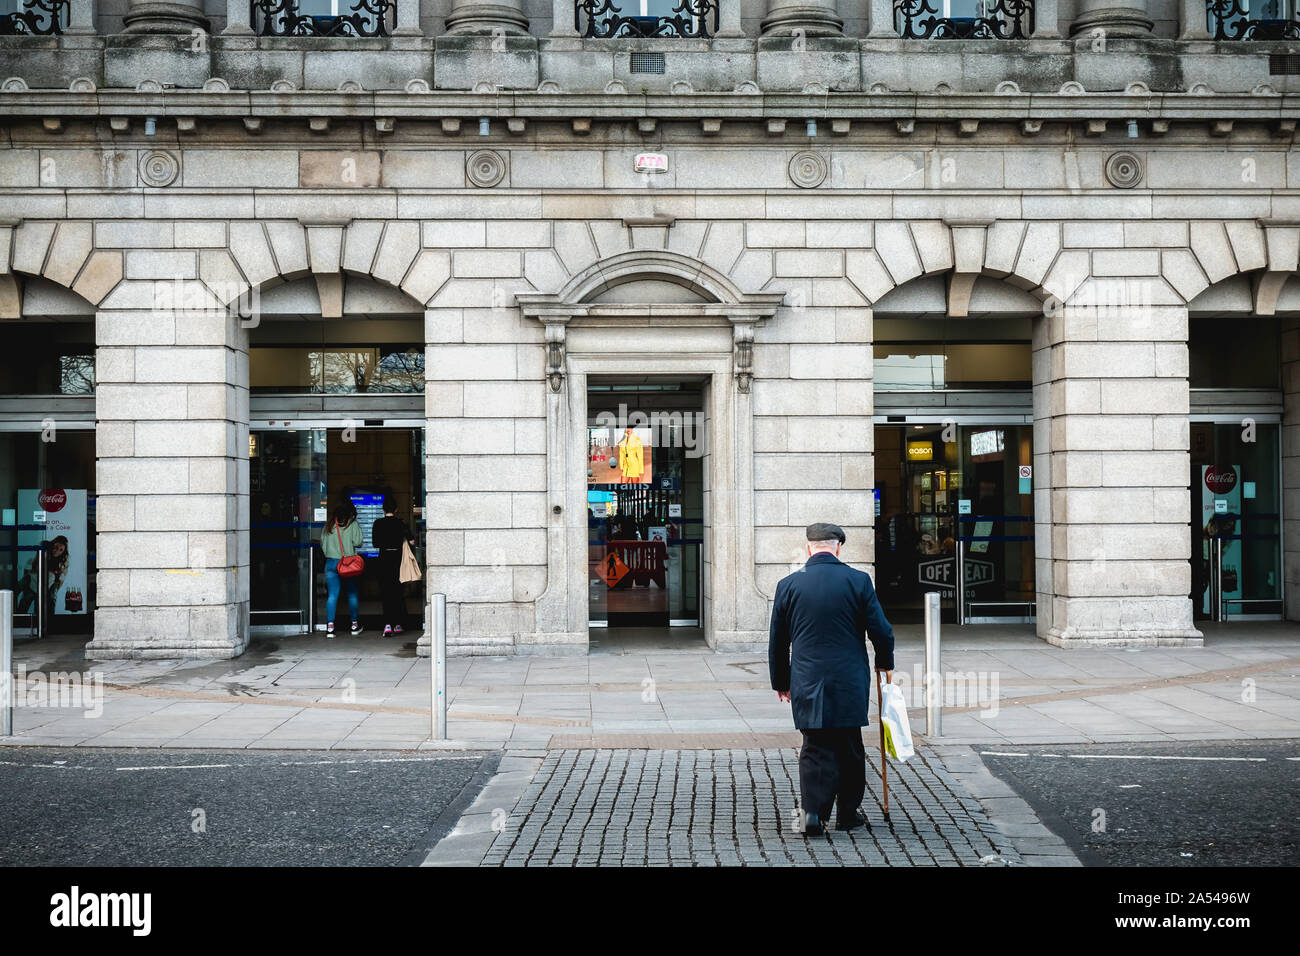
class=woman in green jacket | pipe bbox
[321,502,364,636]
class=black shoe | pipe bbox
[803,812,824,836]
[836,808,869,831]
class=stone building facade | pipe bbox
[2,0,1299,658]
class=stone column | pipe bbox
[222,0,253,34]
[867,0,897,36]
[760,0,844,36]
[751,291,875,634]
[1069,0,1152,37]
[122,0,210,32]
[1031,0,1061,37]
[549,0,579,36]
[64,0,97,35]
[1035,272,1200,646]
[88,275,250,660]
[417,248,552,656]
[444,0,529,34]
[1179,0,1212,39]
[394,0,424,35]
[717,0,744,37]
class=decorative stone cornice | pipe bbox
[3,90,1297,129]
[517,250,784,393]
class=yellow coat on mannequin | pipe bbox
[618,431,645,480]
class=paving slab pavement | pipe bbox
[4,623,1299,751]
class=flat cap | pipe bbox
[805,522,845,544]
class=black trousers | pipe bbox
[377,550,406,625]
[799,727,866,822]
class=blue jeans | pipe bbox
[324,557,359,625]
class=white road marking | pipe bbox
[1065,754,1266,762]
[980,751,1267,763]
[4,753,483,772]
[117,764,234,771]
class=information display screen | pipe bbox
[350,492,385,556]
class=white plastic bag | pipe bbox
[879,681,915,762]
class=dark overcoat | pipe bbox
[768,552,896,730]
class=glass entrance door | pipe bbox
[1190,421,1282,620]
[954,425,1035,623]
[586,384,703,631]
[249,429,327,631]
[874,423,1034,625]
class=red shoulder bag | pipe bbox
[336,525,365,578]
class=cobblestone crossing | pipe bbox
[480,748,1024,867]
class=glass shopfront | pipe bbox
[874,422,1035,625]
[1188,313,1284,620]
[586,382,703,633]
[0,317,97,639]
[0,430,97,638]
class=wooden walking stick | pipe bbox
[876,669,890,821]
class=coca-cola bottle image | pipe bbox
[64,587,83,613]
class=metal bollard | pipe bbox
[2,590,13,736]
[924,589,942,737]
[431,593,447,740]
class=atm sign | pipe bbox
[634,153,669,174]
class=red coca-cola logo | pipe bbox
[1204,466,1237,495]
[38,489,67,512]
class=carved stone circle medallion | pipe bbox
[466,149,507,188]
[788,150,828,189]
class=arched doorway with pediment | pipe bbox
[517,250,784,653]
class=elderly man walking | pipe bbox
[769,522,896,836]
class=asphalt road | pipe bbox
[0,748,499,867]
[979,739,1300,867]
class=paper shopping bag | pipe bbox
[399,540,423,583]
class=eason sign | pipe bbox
[17,489,88,615]
[918,556,995,596]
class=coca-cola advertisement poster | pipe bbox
[1200,465,1241,615]
[17,488,88,616]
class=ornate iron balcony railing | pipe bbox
[1207,0,1300,38]
[894,0,1033,38]
[0,0,68,35]
[250,0,393,37]
[576,0,718,39]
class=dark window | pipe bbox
[1189,316,1280,389]
[250,345,425,394]
[0,325,94,395]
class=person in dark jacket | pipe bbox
[371,496,415,638]
[769,522,896,836]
